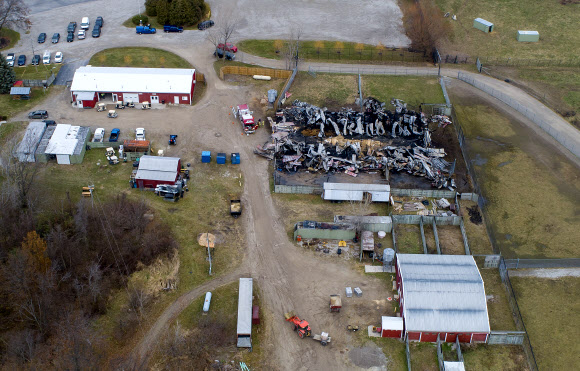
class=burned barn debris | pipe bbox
[255,98,456,189]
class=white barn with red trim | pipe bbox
[70,66,196,108]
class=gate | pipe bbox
[488,331,525,345]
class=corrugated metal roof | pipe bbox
[137,155,179,171]
[70,66,195,94]
[135,169,178,182]
[10,87,31,95]
[237,278,253,335]
[335,215,392,224]
[45,124,81,155]
[17,122,46,162]
[324,182,390,192]
[398,254,490,334]
[382,316,404,331]
[75,91,96,100]
[323,183,390,202]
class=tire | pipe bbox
[321,341,327,346]
[293,325,297,331]
[298,332,304,339]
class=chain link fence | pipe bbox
[442,54,580,67]
[457,72,580,158]
[308,65,438,76]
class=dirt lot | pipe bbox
[437,225,466,255]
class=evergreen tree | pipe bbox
[145,0,158,16]
[156,0,170,25]
[169,0,188,26]
[0,53,16,94]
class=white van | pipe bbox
[42,51,51,64]
[81,17,90,29]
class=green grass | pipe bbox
[410,342,438,371]
[462,344,528,370]
[394,224,423,254]
[12,64,62,80]
[0,121,25,142]
[362,76,446,106]
[89,47,192,68]
[286,72,358,107]
[177,282,238,329]
[452,102,580,258]
[123,16,163,31]
[237,39,430,64]
[0,28,20,50]
[510,276,580,371]
[435,0,580,61]
[479,268,516,331]
[363,336,407,371]
[0,86,58,119]
[459,200,494,255]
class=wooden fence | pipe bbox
[219,65,292,80]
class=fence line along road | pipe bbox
[307,65,438,76]
[504,258,580,269]
[458,72,580,159]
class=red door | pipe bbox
[421,332,439,342]
[446,333,457,342]
[458,333,471,343]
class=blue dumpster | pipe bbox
[231,153,240,164]
[216,152,226,164]
[201,151,211,163]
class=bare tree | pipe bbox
[0,136,41,209]
[0,0,30,31]
[207,11,241,58]
[402,0,449,55]
[283,26,304,69]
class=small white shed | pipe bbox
[237,278,253,348]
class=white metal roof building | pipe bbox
[135,155,181,188]
[237,278,253,348]
[70,66,197,106]
[16,122,47,162]
[395,254,490,343]
[42,124,90,165]
[322,182,390,202]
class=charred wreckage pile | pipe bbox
[255,98,456,189]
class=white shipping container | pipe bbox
[346,287,353,298]
[203,292,212,313]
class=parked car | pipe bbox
[198,20,214,30]
[42,51,51,64]
[109,128,120,142]
[38,32,46,43]
[163,25,183,33]
[42,120,56,125]
[67,32,74,42]
[67,21,77,33]
[17,54,26,66]
[95,16,103,28]
[81,16,90,29]
[28,110,48,119]
[214,48,235,60]
[217,42,238,52]
[51,33,60,43]
[54,52,63,63]
[77,30,86,39]
[93,128,105,142]
[135,128,146,140]
[6,53,15,67]
[92,27,101,38]
[136,25,156,34]
[31,54,41,65]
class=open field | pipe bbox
[510,276,580,371]
[0,86,58,119]
[89,47,193,68]
[435,0,580,61]
[12,64,62,80]
[0,28,20,50]
[460,200,494,255]
[410,342,438,370]
[286,72,358,108]
[361,76,445,107]
[451,99,580,258]
[462,344,529,370]
[479,268,516,331]
[238,39,430,64]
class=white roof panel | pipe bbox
[45,124,79,155]
[398,254,490,334]
[518,30,539,35]
[382,316,403,331]
[138,155,179,171]
[324,182,390,192]
[70,66,195,94]
[444,362,466,371]
[237,278,253,335]
[75,91,96,100]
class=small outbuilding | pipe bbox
[10,87,31,100]
[323,183,390,202]
[517,30,539,42]
[16,122,46,162]
[473,18,494,33]
[381,316,404,338]
[237,278,253,348]
[42,124,90,164]
[134,155,181,188]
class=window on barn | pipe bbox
[182,96,187,100]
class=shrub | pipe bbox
[145,0,158,16]
[131,14,149,26]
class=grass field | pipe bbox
[362,76,445,107]
[478,268,516,331]
[237,39,430,64]
[410,342,438,370]
[394,225,423,254]
[462,344,529,370]
[0,86,58,119]
[287,72,358,108]
[435,0,580,61]
[89,47,192,68]
[460,200,494,255]
[12,63,62,80]
[452,101,580,258]
[0,28,20,50]
[510,276,580,371]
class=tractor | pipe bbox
[284,311,311,339]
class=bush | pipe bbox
[145,0,158,16]
[131,14,149,26]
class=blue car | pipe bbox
[109,128,120,142]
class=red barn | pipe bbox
[395,254,490,343]
[134,155,181,189]
[70,66,196,108]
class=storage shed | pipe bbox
[517,31,539,42]
[42,124,90,164]
[473,18,494,33]
[381,316,404,338]
[10,87,31,100]
[70,66,196,107]
[323,183,390,202]
[334,215,393,233]
[16,122,46,162]
[237,278,253,348]
[134,155,181,188]
[395,254,490,343]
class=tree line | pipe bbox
[145,0,208,27]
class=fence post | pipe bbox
[433,217,441,254]
[406,336,412,371]
[420,216,427,254]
